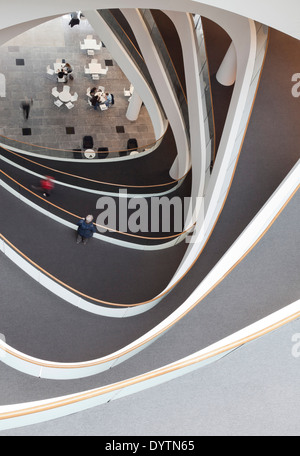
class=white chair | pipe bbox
[100,104,108,111]
[130,84,134,94]
[99,67,108,75]
[86,35,93,40]
[51,87,59,97]
[56,58,63,63]
[124,88,131,97]
[84,67,90,74]
[71,92,78,102]
[80,42,85,50]
[98,86,105,92]
[87,49,94,56]
[62,85,70,93]
[47,65,55,75]
[57,74,67,83]
[66,102,74,109]
[91,59,98,63]
[54,99,63,107]
[92,74,100,80]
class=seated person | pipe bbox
[90,87,97,97]
[91,95,100,110]
[57,69,68,82]
[105,92,112,106]
[63,63,73,73]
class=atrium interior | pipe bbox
[0,3,299,436]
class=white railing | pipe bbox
[0,298,299,431]
[0,160,298,379]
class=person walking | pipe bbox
[31,175,54,197]
[76,215,96,244]
[20,98,33,119]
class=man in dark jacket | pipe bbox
[76,215,96,244]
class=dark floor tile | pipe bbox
[22,128,31,135]
[16,59,25,65]
[116,126,125,133]
[105,59,113,66]
[66,127,75,134]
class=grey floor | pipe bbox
[0,14,155,155]
[0,17,299,436]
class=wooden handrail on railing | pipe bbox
[0,302,299,424]
[0,169,195,242]
[0,146,191,189]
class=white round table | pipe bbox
[58,90,71,102]
[84,149,96,159]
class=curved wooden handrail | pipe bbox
[0,169,195,242]
[1,146,192,189]
[0,305,299,424]
[0,127,165,156]
[0,179,298,313]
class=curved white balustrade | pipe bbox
[0,176,192,252]
[169,20,269,287]
[0,152,186,198]
[0,127,165,162]
[0,299,299,431]
[0,1,299,42]
[0,162,298,380]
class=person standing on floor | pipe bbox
[76,215,96,244]
[20,98,33,119]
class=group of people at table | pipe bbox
[56,62,73,83]
[50,60,113,110]
[88,87,113,110]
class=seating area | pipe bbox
[119,137,138,157]
[71,136,110,159]
[80,34,102,54]
[0,14,155,155]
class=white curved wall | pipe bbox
[165,11,207,208]
[0,1,299,40]
[120,8,190,180]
